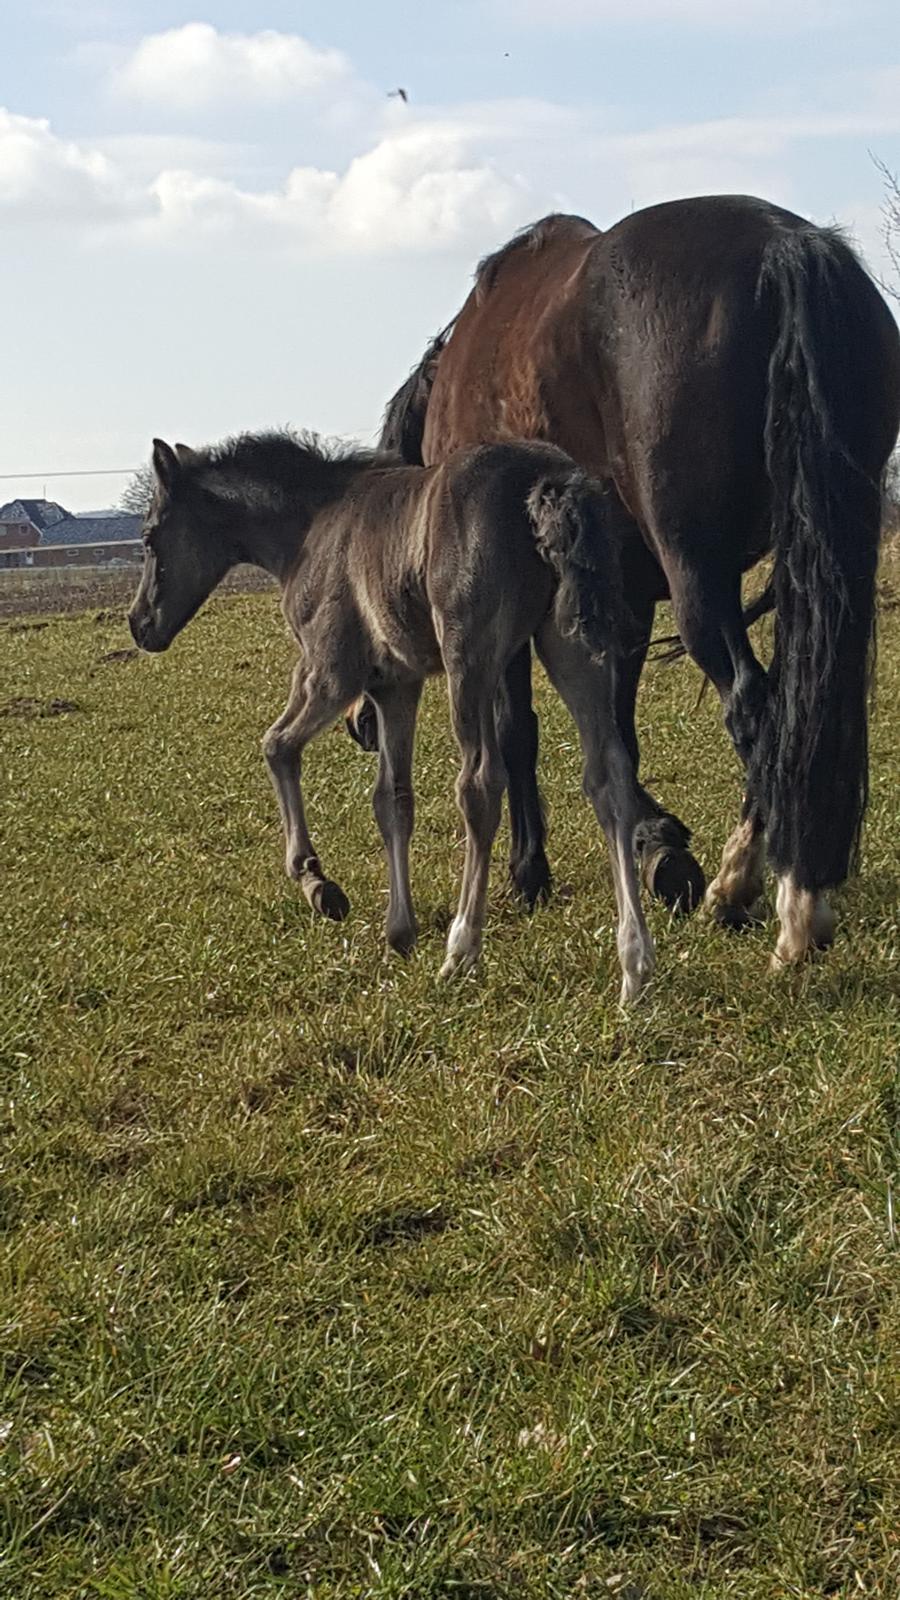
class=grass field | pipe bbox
[2,571,899,1598]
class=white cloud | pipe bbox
[325,123,530,249]
[5,81,900,266]
[146,123,532,252]
[114,22,350,110]
[0,103,530,253]
[0,107,129,221]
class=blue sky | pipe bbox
[2,0,898,509]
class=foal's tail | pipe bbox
[527,471,622,660]
[752,226,898,893]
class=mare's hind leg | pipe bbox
[612,597,705,914]
[535,621,654,1004]
[706,799,767,930]
[494,645,551,910]
[262,663,351,921]
[771,877,836,968]
[663,567,771,932]
[441,669,507,979]
[368,680,423,956]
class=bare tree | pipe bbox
[873,153,900,306]
[870,157,900,534]
[884,449,900,537]
[118,463,155,516]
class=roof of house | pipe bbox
[0,498,69,530]
[46,513,142,546]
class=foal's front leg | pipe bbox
[262,663,351,921]
[368,680,423,955]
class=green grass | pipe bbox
[1,584,899,1598]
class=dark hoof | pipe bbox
[311,879,350,921]
[386,921,418,957]
[644,847,706,915]
[509,855,552,911]
[708,899,762,934]
[345,699,379,753]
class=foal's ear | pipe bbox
[152,438,179,492]
[174,442,200,469]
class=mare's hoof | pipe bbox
[509,855,552,912]
[707,896,763,934]
[310,879,350,921]
[643,846,706,915]
[812,902,836,951]
[345,700,379,753]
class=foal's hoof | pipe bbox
[345,700,379,753]
[509,854,552,912]
[386,920,418,957]
[642,846,706,915]
[439,918,481,979]
[439,949,479,981]
[619,973,649,1007]
[308,878,351,921]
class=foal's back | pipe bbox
[292,440,587,680]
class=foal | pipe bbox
[128,431,655,1001]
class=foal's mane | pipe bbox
[192,429,396,509]
[474,213,599,304]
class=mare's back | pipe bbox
[422,195,899,525]
[591,195,900,517]
[422,217,603,472]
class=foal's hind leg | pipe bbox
[262,663,351,921]
[368,680,422,956]
[535,622,655,1003]
[494,645,551,909]
[441,668,507,979]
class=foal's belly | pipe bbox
[361,589,444,682]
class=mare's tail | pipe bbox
[751,226,897,891]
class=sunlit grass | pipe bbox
[1,579,899,1598]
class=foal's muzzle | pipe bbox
[128,609,166,653]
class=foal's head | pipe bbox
[128,439,232,653]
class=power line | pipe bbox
[0,467,139,481]
[0,429,382,485]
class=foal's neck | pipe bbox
[203,457,363,586]
[230,508,301,585]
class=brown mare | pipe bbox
[128,433,656,1001]
[357,194,900,969]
